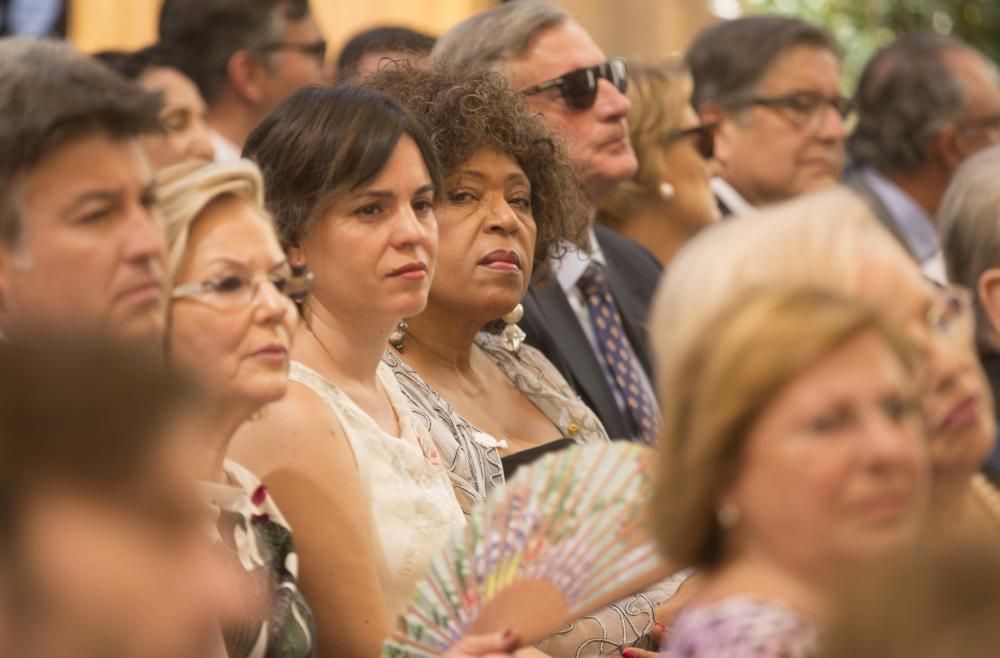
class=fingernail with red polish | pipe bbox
[622,651,636,658]
[502,628,515,641]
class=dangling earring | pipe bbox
[716,501,741,528]
[388,320,408,352]
[500,303,527,354]
[658,182,675,200]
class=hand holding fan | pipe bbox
[383,441,670,657]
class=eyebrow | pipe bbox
[61,188,122,217]
[456,169,530,185]
[204,256,289,271]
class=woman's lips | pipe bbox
[250,344,288,364]
[388,262,428,281]
[935,394,980,435]
[479,250,521,273]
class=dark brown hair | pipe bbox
[243,83,442,249]
[365,66,589,280]
[0,336,196,550]
[686,16,840,111]
[0,38,162,246]
[158,0,311,105]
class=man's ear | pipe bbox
[978,268,1000,343]
[930,123,966,172]
[226,50,268,105]
[699,103,734,167]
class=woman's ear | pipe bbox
[977,268,1000,341]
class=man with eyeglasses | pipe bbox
[686,16,846,216]
[846,34,1000,284]
[158,0,328,164]
[434,1,664,447]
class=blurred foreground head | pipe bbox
[0,336,238,658]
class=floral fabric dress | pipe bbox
[202,460,316,658]
[664,598,818,658]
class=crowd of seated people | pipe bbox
[4,1,1000,657]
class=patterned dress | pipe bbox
[202,460,316,658]
[384,333,688,657]
[664,598,818,658]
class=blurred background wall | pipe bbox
[67,0,718,61]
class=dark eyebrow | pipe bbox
[455,169,529,186]
[414,183,435,197]
[350,189,395,201]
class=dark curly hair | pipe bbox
[365,66,589,282]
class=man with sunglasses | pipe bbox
[846,34,1000,284]
[686,16,846,216]
[434,1,664,445]
[158,0,328,164]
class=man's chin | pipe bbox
[112,310,166,346]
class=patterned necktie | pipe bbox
[576,261,660,445]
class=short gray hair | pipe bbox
[849,34,975,173]
[940,144,1000,352]
[430,0,568,72]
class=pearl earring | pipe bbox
[658,182,675,200]
[500,303,527,354]
[388,320,408,351]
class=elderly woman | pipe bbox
[940,144,1000,481]
[598,58,719,265]
[656,287,929,656]
[620,185,998,658]
[95,45,215,169]
[157,159,316,657]
[365,68,684,657]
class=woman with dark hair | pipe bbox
[366,68,685,657]
[229,85,473,658]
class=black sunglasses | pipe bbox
[521,57,628,111]
[256,39,328,64]
[664,122,717,159]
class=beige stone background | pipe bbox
[68,0,719,61]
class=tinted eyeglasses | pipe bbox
[256,39,328,65]
[664,122,717,159]
[521,57,628,111]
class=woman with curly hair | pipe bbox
[366,67,685,657]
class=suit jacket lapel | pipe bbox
[526,283,629,438]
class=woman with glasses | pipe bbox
[622,185,997,658]
[598,58,720,265]
[157,159,316,658]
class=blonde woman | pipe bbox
[157,159,316,657]
[651,186,996,534]
[598,58,719,265]
[652,287,930,656]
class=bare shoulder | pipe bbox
[229,380,355,481]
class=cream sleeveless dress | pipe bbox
[289,360,466,618]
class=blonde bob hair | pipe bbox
[649,185,922,567]
[653,286,918,568]
[154,158,269,284]
[599,58,693,230]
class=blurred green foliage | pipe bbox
[744,0,1000,90]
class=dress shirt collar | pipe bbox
[554,228,607,294]
[861,166,940,263]
[209,130,242,165]
[711,176,756,216]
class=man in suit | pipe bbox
[685,16,847,217]
[433,0,662,443]
[846,34,1000,284]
